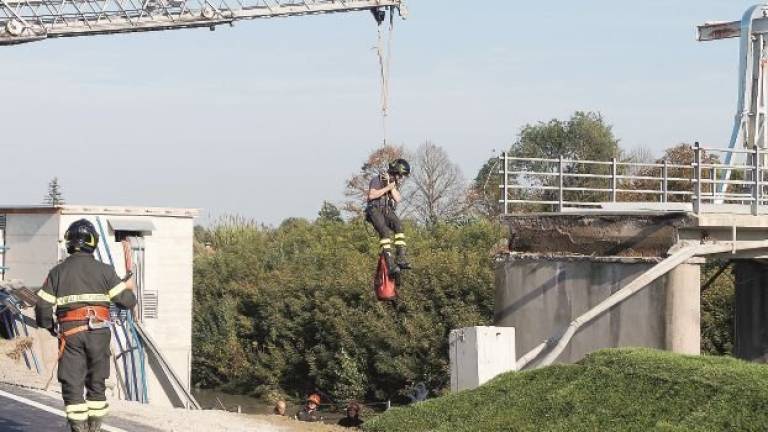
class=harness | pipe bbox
[55,305,110,358]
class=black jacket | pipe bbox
[35,252,137,329]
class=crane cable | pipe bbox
[374,7,395,145]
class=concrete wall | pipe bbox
[3,213,59,286]
[495,256,670,364]
[139,216,194,407]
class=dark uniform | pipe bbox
[337,415,364,428]
[366,174,405,243]
[35,220,136,432]
[295,407,322,422]
[366,160,411,273]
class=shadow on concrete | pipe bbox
[495,267,565,324]
[147,350,185,408]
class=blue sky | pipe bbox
[0,0,759,224]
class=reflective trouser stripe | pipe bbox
[66,403,89,421]
[379,239,392,250]
[57,293,109,306]
[108,282,127,299]
[87,400,109,418]
[394,241,406,246]
[394,233,406,239]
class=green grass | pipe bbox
[363,348,768,432]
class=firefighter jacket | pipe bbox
[35,252,137,329]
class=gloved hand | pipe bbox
[380,172,391,185]
[47,327,58,338]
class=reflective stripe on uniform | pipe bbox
[66,403,89,421]
[108,282,127,299]
[394,233,406,239]
[37,290,57,304]
[56,293,109,306]
[87,400,109,417]
[394,241,406,246]
[379,238,392,250]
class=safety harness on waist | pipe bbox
[55,306,111,358]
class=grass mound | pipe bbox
[363,348,768,432]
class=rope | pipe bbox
[374,7,395,145]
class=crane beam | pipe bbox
[0,0,405,45]
[698,18,768,42]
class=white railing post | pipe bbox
[694,142,702,214]
[558,155,564,212]
[753,146,761,216]
[662,159,669,203]
[611,157,617,203]
[501,152,509,215]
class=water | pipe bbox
[192,388,283,414]
[192,388,347,422]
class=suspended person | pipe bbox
[366,158,412,275]
[35,219,136,432]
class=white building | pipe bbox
[0,205,197,408]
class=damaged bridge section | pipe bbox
[496,211,703,366]
[504,212,695,257]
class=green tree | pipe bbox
[43,177,65,206]
[317,201,343,223]
[192,216,502,401]
[476,111,621,213]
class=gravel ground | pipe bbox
[0,339,347,432]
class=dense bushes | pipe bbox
[192,217,504,402]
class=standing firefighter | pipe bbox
[366,158,411,275]
[35,219,136,432]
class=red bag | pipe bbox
[373,254,398,301]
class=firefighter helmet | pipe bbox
[387,158,411,177]
[64,219,99,254]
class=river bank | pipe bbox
[0,338,347,432]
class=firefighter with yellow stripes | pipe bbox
[35,219,136,432]
[366,158,412,275]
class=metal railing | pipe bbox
[499,142,768,215]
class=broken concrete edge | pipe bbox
[501,212,695,258]
[494,252,663,264]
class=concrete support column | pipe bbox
[734,260,768,362]
[665,263,701,355]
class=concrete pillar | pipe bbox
[734,260,768,362]
[665,263,701,355]
[449,327,515,392]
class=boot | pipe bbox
[87,417,103,432]
[68,420,89,432]
[396,246,411,270]
[383,250,400,277]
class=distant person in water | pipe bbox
[295,393,323,422]
[337,401,364,428]
[273,400,286,416]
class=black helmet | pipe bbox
[388,158,411,177]
[65,219,99,254]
